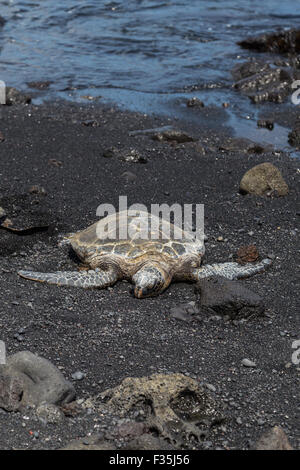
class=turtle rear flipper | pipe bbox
[18,268,118,288]
[194,258,272,281]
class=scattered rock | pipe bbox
[1,351,75,409]
[233,67,283,92]
[0,131,5,142]
[239,163,289,197]
[236,245,259,264]
[81,120,100,127]
[91,373,222,447]
[71,371,85,381]
[119,149,147,163]
[28,185,47,195]
[152,129,195,143]
[238,29,300,54]
[232,56,292,104]
[231,60,271,81]
[48,158,63,167]
[218,137,265,154]
[121,171,137,183]
[247,144,269,154]
[103,147,147,163]
[248,82,290,104]
[257,119,274,130]
[233,30,300,104]
[195,276,265,320]
[27,81,52,90]
[169,301,200,322]
[5,87,31,105]
[288,127,300,147]
[241,358,257,368]
[205,383,216,393]
[103,147,118,158]
[255,426,293,450]
[234,67,291,104]
[186,97,205,108]
[80,95,101,101]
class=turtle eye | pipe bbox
[98,261,110,271]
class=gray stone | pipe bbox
[71,371,85,381]
[121,171,137,183]
[195,276,265,319]
[5,351,75,408]
[169,302,200,322]
[255,426,293,450]
[242,358,257,368]
[5,87,31,105]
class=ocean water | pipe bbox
[0,0,299,149]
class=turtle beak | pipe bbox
[134,286,147,298]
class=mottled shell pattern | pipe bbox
[71,210,204,263]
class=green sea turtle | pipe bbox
[18,210,272,298]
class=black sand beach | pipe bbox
[0,100,299,450]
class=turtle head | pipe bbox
[132,263,171,298]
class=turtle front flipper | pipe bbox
[18,268,118,288]
[193,258,272,281]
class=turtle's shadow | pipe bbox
[67,246,82,266]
